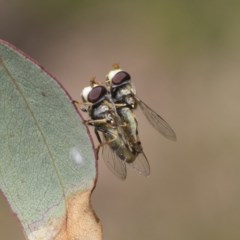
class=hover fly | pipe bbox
[75,79,150,180]
[105,64,176,156]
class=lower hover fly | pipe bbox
[75,80,150,180]
[105,65,176,156]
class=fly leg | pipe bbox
[89,77,104,87]
[72,100,83,108]
[72,100,92,112]
[84,119,108,126]
[84,118,117,158]
[114,103,127,108]
[94,128,118,159]
[113,103,129,127]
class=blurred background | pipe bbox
[1,0,240,239]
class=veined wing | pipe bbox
[99,129,127,180]
[128,151,150,177]
[102,143,127,180]
[137,98,177,141]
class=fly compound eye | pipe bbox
[88,86,107,103]
[112,71,131,86]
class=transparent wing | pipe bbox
[102,142,127,180]
[128,151,150,177]
[137,98,177,141]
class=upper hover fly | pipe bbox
[105,64,176,156]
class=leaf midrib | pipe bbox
[1,58,67,209]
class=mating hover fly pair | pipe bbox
[75,65,176,180]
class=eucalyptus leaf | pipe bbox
[0,40,102,240]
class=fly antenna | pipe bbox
[90,77,97,87]
[112,63,120,69]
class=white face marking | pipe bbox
[69,147,84,165]
[81,86,92,102]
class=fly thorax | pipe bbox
[114,85,131,99]
[92,104,110,120]
[114,87,136,109]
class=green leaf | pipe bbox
[0,40,102,240]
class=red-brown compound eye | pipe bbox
[88,86,107,103]
[112,71,131,85]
